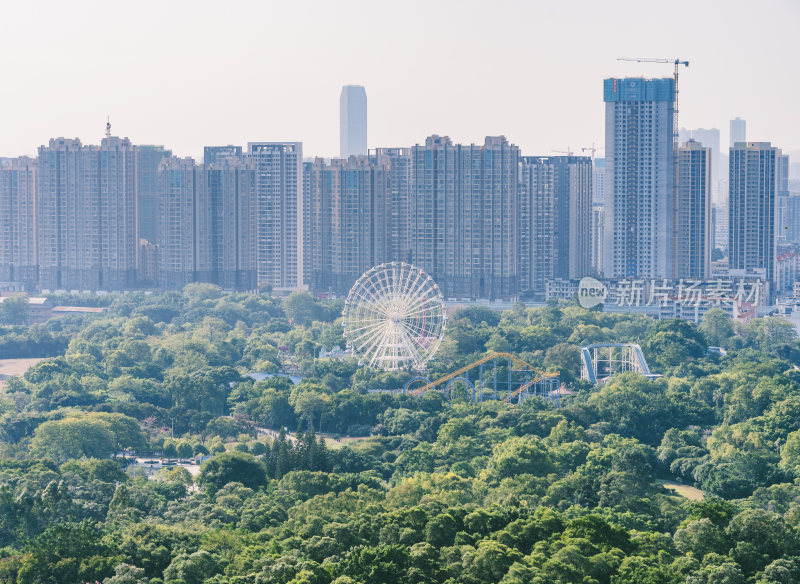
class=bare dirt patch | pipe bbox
[0,358,46,388]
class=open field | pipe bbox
[659,480,705,501]
[0,358,46,388]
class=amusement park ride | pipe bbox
[403,351,562,406]
[342,263,562,406]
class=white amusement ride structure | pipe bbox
[342,262,447,371]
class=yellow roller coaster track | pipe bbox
[408,352,557,396]
[502,372,560,404]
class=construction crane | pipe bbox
[581,143,604,161]
[617,57,689,278]
[617,57,689,143]
[552,148,574,156]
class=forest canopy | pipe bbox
[1,287,800,583]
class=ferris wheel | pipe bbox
[343,262,447,371]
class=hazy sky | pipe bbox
[1,0,797,160]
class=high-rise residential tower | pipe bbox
[728,142,779,286]
[675,140,712,279]
[340,85,367,158]
[680,127,721,203]
[590,157,605,276]
[0,157,38,290]
[591,204,604,276]
[205,155,258,290]
[204,145,243,166]
[37,136,138,291]
[137,145,171,244]
[410,135,519,300]
[306,156,392,295]
[603,77,676,279]
[157,156,206,290]
[591,158,605,205]
[519,156,592,295]
[99,136,139,290]
[373,147,413,263]
[777,154,790,197]
[248,142,303,290]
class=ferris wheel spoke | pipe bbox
[349,320,390,351]
[353,272,392,314]
[399,301,440,320]
[402,319,430,344]
[345,318,387,338]
[369,325,395,367]
[355,288,392,317]
[396,324,423,363]
[399,264,419,298]
[381,269,397,304]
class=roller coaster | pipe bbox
[580,343,658,384]
[402,352,561,406]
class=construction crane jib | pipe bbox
[616,57,689,142]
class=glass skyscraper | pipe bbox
[340,85,367,158]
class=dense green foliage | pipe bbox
[2,287,800,583]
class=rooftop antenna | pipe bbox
[105,116,111,138]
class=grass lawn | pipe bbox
[658,479,704,500]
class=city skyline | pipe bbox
[0,0,797,161]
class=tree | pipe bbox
[779,429,800,477]
[462,540,523,584]
[485,333,511,354]
[320,319,345,350]
[177,442,194,460]
[758,558,800,584]
[92,412,147,454]
[0,293,30,324]
[283,291,319,327]
[163,550,217,584]
[725,509,788,562]
[643,319,707,368]
[103,563,150,584]
[290,389,332,432]
[182,282,223,304]
[425,513,458,547]
[543,343,580,381]
[31,416,117,463]
[163,441,178,460]
[486,436,555,480]
[199,451,268,493]
[743,317,797,352]
[673,518,729,557]
[699,308,735,347]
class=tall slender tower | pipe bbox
[603,77,675,279]
[248,142,303,290]
[728,142,779,287]
[205,155,258,290]
[340,85,367,158]
[138,145,171,244]
[519,156,592,295]
[730,117,746,147]
[0,157,38,290]
[157,156,203,290]
[675,140,712,279]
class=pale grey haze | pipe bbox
[0,0,797,159]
